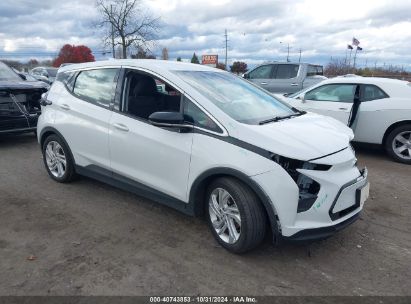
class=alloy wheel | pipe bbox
[45,141,67,178]
[392,131,411,161]
[208,188,242,244]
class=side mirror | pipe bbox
[148,112,192,131]
[300,93,307,103]
[242,73,249,79]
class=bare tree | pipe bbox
[96,0,160,59]
[161,47,169,60]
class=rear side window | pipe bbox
[275,64,299,79]
[248,65,273,79]
[362,84,388,101]
[73,69,119,108]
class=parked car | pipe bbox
[37,60,369,253]
[0,62,47,135]
[30,67,58,84]
[11,68,50,90]
[284,77,411,164]
[243,62,326,94]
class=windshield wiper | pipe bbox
[259,111,306,125]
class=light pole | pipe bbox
[280,42,290,62]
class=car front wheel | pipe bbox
[206,177,267,253]
[385,124,411,164]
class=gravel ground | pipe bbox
[0,134,410,296]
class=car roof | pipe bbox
[313,76,411,97]
[58,59,222,74]
[323,76,407,85]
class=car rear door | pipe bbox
[53,67,119,170]
[291,83,357,125]
[268,64,302,94]
[108,68,193,202]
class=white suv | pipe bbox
[37,60,369,253]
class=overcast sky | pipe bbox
[0,0,411,68]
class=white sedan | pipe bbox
[284,77,411,164]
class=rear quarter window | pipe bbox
[362,84,389,101]
[72,68,119,108]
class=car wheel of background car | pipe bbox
[385,124,411,164]
[206,177,267,253]
[42,134,77,182]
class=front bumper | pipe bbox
[251,146,369,240]
[283,211,360,241]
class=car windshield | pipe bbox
[0,62,22,81]
[175,71,296,124]
[46,68,57,77]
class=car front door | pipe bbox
[53,68,119,170]
[247,64,276,92]
[108,69,193,202]
[291,83,358,125]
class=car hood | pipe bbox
[234,112,353,161]
[0,80,47,91]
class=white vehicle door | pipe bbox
[53,68,119,169]
[108,69,193,202]
[291,83,358,125]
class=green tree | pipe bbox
[176,57,182,62]
[191,52,199,64]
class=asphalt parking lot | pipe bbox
[0,134,410,296]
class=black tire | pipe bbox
[42,134,77,182]
[385,124,411,164]
[206,177,267,253]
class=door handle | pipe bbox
[113,123,129,132]
[339,107,348,110]
[291,83,299,86]
[260,82,268,85]
[60,104,70,110]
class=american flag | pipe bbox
[352,37,360,46]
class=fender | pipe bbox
[189,167,281,243]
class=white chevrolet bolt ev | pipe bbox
[37,60,369,253]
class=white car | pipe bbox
[37,60,369,253]
[284,77,411,164]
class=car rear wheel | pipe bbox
[206,177,267,253]
[42,134,77,182]
[385,124,411,164]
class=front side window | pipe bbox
[73,68,119,108]
[275,64,299,79]
[183,97,222,133]
[121,70,182,120]
[248,65,273,79]
[363,84,388,101]
[175,71,296,125]
[305,84,357,103]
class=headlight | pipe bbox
[271,154,330,213]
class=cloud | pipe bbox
[0,0,410,68]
